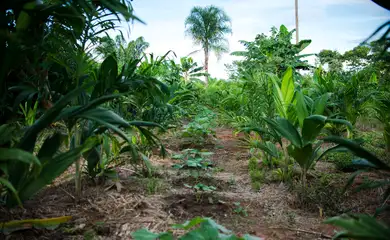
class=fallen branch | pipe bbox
[269,226,332,239]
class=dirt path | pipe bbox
[0,127,337,240]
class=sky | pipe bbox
[119,0,390,79]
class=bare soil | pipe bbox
[1,127,388,239]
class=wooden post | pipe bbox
[295,0,299,44]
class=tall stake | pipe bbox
[295,0,299,44]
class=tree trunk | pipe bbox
[204,47,209,85]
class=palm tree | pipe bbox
[185,5,232,84]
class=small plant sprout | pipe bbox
[233,202,248,217]
[184,183,216,202]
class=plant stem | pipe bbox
[74,124,82,200]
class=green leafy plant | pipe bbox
[323,136,390,239]
[146,177,163,195]
[248,157,264,190]
[0,216,72,235]
[132,217,262,240]
[266,115,352,186]
[181,111,217,146]
[325,152,354,172]
[242,133,281,169]
[325,214,390,240]
[19,101,38,126]
[233,202,248,217]
[184,183,216,203]
[172,149,214,170]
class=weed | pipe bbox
[292,173,346,216]
[228,176,236,185]
[248,157,264,190]
[271,166,294,182]
[251,181,261,191]
[233,202,248,217]
[83,229,97,240]
[286,212,296,225]
[146,177,163,194]
[325,152,354,172]
[248,157,258,172]
[213,167,225,173]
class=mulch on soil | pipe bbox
[1,127,388,239]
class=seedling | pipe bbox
[184,183,216,202]
[172,149,214,170]
[181,111,217,145]
[233,202,248,217]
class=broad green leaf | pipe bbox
[323,136,390,171]
[313,93,329,115]
[58,94,122,121]
[325,214,390,240]
[269,74,286,118]
[0,216,72,234]
[16,137,100,204]
[0,178,22,207]
[296,91,309,128]
[254,142,279,158]
[37,133,65,163]
[288,144,313,169]
[129,121,164,129]
[242,235,263,240]
[301,115,326,144]
[173,216,206,230]
[265,118,302,147]
[18,83,91,152]
[281,67,294,106]
[325,118,353,131]
[91,56,118,99]
[0,124,15,145]
[296,39,312,51]
[369,72,378,84]
[0,148,41,166]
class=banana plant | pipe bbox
[266,115,352,186]
[269,67,296,122]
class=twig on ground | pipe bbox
[269,226,332,239]
[59,186,75,200]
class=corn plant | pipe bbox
[132,217,262,240]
